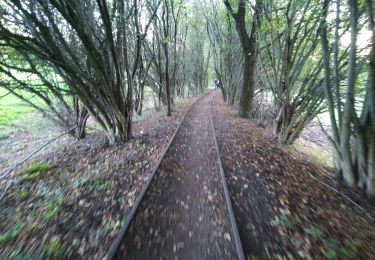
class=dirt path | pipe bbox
[114,93,237,259]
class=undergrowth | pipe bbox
[20,162,51,181]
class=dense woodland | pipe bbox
[0,0,374,198]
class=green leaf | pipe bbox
[279,214,294,230]
[326,248,337,260]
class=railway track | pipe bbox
[106,92,245,260]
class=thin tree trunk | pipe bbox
[339,0,359,186]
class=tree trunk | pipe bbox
[338,0,358,186]
[137,84,144,116]
[361,0,375,198]
[238,53,256,118]
[224,0,261,119]
[165,49,172,116]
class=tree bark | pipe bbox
[224,0,262,118]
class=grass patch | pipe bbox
[294,141,334,168]
[0,133,9,141]
[0,223,25,245]
[20,162,51,181]
[0,88,34,129]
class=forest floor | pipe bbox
[1,91,375,259]
[0,95,199,259]
[211,91,375,259]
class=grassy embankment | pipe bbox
[0,88,35,138]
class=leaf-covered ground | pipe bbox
[2,91,375,259]
[116,92,237,259]
[0,96,199,259]
[211,91,375,259]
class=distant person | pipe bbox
[214,79,220,90]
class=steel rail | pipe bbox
[209,96,246,260]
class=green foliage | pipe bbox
[137,140,147,150]
[72,176,111,192]
[259,15,285,33]
[18,190,27,201]
[279,214,294,230]
[104,218,125,232]
[306,226,325,240]
[325,238,340,259]
[88,180,112,192]
[325,238,339,259]
[45,202,60,220]
[339,239,360,258]
[21,162,51,181]
[339,247,351,257]
[328,237,340,249]
[47,239,64,257]
[0,133,8,140]
[45,194,64,220]
[326,248,337,260]
[0,223,25,245]
[324,237,359,259]
[72,177,89,189]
